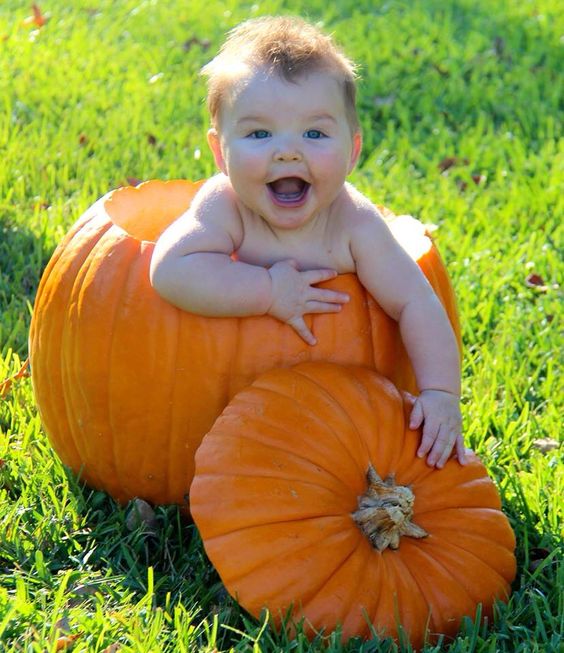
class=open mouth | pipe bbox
[267,177,310,207]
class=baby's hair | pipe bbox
[201,16,360,132]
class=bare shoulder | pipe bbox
[155,174,243,255]
[181,174,243,244]
[339,184,431,318]
[337,183,395,244]
[191,175,240,223]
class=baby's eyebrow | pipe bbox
[309,113,337,123]
[236,113,337,126]
[237,116,265,125]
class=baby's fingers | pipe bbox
[455,434,467,465]
[304,300,344,315]
[302,268,339,285]
[427,426,457,469]
[310,287,350,305]
[409,400,424,430]
[288,317,317,346]
[416,415,439,460]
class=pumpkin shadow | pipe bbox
[71,482,260,648]
[0,213,53,356]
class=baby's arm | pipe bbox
[349,208,465,468]
[150,176,348,344]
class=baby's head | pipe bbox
[201,16,359,134]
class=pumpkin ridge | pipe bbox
[231,385,367,478]
[108,240,191,503]
[215,402,360,480]
[391,563,442,638]
[36,215,114,471]
[340,546,390,639]
[417,535,512,603]
[198,425,358,499]
[200,513,354,543]
[344,366,409,475]
[61,221,119,489]
[360,282,400,389]
[412,476,502,515]
[293,365,378,458]
[204,516,359,584]
[105,235,145,498]
[164,300,182,502]
[409,460,498,509]
[298,530,370,624]
[415,507,516,553]
[201,510,353,541]
[194,470,353,502]
[366,547,397,639]
[284,366,373,468]
[433,533,515,584]
[192,464,356,531]
[219,524,360,594]
[387,432,436,487]
[228,307,243,401]
[393,457,436,489]
[31,209,95,315]
[135,243,178,498]
[415,504,506,516]
[399,540,477,633]
[377,544,431,646]
[417,524,516,583]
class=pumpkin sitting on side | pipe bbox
[190,362,516,648]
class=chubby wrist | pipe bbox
[255,266,274,315]
[419,387,461,399]
[208,259,274,316]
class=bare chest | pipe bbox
[236,223,354,274]
[234,217,356,273]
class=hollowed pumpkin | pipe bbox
[29,179,461,506]
[190,362,516,647]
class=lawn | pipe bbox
[0,0,562,651]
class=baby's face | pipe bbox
[207,66,361,232]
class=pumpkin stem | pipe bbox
[352,464,428,552]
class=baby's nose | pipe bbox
[274,143,302,162]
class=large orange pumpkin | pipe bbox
[190,362,516,647]
[29,180,460,506]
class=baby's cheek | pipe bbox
[229,143,266,166]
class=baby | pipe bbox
[150,16,465,469]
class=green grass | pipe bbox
[0,0,562,650]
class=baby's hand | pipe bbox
[267,260,350,345]
[409,389,466,468]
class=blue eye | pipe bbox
[248,130,270,139]
[304,129,325,139]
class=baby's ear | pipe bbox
[348,131,362,173]
[207,128,227,174]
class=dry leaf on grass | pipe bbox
[0,359,30,399]
[22,4,48,28]
[532,438,559,453]
[126,498,157,533]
